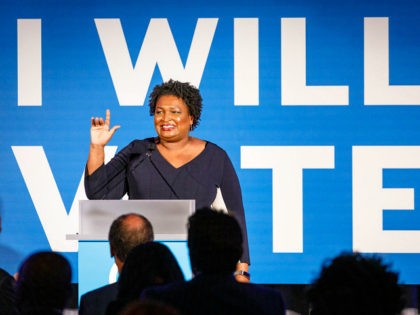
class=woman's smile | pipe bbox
[154,95,193,141]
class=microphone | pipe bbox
[129,143,155,175]
[99,141,156,199]
[146,143,155,157]
[146,143,180,199]
[99,140,180,199]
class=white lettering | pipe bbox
[18,19,42,106]
[353,146,420,252]
[234,18,259,106]
[95,18,218,105]
[281,18,349,106]
[364,18,420,105]
[241,146,335,252]
[12,146,118,251]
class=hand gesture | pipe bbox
[90,109,120,147]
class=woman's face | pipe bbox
[154,95,194,142]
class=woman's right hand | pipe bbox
[90,109,120,147]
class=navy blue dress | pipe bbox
[84,138,250,263]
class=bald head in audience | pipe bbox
[108,213,154,272]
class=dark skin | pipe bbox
[87,97,249,282]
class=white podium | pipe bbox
[75,200,195,299]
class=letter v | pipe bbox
[12,146,118,252]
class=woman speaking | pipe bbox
[84,80,250,281]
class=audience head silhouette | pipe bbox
[306,252,404,315]
[117,241,185,299]
[0,214,17,315]
[188,207,243,275]
[108,213,154,272]
[105,241,185,315]
[79,212,155,315]
[15,251,72,315]
[140,208,286,315]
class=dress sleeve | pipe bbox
[84,142,137,200]
[219,153,250,265]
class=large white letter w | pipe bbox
[95,18,218,106]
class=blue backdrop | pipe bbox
[1,0,420,285]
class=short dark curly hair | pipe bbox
[148,79,203,130]
[306,252,404,315]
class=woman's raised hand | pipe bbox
[90,109,121,147]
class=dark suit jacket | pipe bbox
[141,274,286,315]
[79,282,118,315]
[0,268,16,315]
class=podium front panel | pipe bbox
[77,200,195,301]
[77,199,195,240]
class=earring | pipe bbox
[190,124,193,131]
